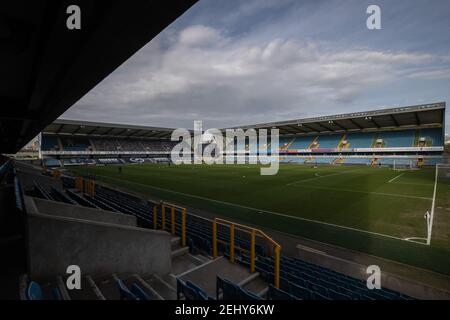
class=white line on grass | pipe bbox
[94,174,420,243]
[390,182,434,187]
[286,168,363,186]
[288,184,432,200]
[388,172,405,183]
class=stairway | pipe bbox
[22,235,222,300]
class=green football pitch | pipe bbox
[69,163,450,275]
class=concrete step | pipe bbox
[171,253,204,275]
[86,276,106,300]
[171,246,189,258]
[195,254,212,264]
[144,275,176,300]
[66,276,99,300]
[179,257,260,298]
[240,273,268,296]
[131,274,164,300]
[95,274,120,300]
[171,236,181,250]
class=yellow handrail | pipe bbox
[156,201,186,247]
[212,217,281,288]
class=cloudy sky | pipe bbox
[61,0,450,133]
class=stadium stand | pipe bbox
[1,103,447,300]
[345,132,375,148]
[16,168,419,300]
[376,130,415,148]
[315,135,342,149]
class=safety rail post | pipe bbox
[181,208,186,247]
[87,180,95,196]
[274,245,281,289]
[212,220,217,258]
[250,229,256,273]
[229,224,235,263]
[161,203,166,231]
[75,177,83,191]
[213,217,281,288]
[53,169,61,179]
[171,206,175,235]
[153,205,157,229]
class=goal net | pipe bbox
[427,163,450,245]
[392,159,418,171]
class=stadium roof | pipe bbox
[43,102,445,139]
[227,102,446,136]
[44,119,176,139]
[0,0,197,153]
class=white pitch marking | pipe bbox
[388,172,405,183]
[93,173,419,243]
[286,168,362,186]
[289,184,432,200]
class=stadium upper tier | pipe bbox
[41,136,176,152]
[281,128,443,151]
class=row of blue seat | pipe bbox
[26,281,62,300]
[216,276,261,300]
[176,278,213,300]
[117,279,153,300]
[56,176,413,300]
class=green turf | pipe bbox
[69,163,450,275]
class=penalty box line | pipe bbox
[94,174,416,243]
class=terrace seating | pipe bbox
[267,284,296,300]
[316,135,341,149]
[288,136,314,149]
[117,279,139,300]
[41,135,60,151]
[60,136,92,151]
[42,158,62,168]
[377,130,415,148]
[177,278,212,300]
[25,281,62,300]
[418,128,443,146]
[90,138,176,152]
[215,276,262,300]
[250,255,412,300]
[345,132,375,148]
[130,283,153,300]
[40,175,414,301]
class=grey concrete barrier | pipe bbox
[27,212,171,278]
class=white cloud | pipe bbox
[64,24,448,128]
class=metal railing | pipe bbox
[153,201,187,247]
[212,217,281,288]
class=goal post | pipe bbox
[393,159,415,171]
[427,163,450,245]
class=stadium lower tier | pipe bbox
[42,155,443,168]
[20,172,414,300]
[280,156,443,166]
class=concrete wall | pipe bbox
[25,196,136,226]
[297,244,450,300]
[27,212,171,278]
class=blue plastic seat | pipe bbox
[268,284,296,300]
[290,283,312,300]
[186,281,212,300]
[237,286,262,300]
[116,279,138,300]
[26,281,44,300]
[217,277,238,300]
[130,283,152,300]
[328,289,351,300]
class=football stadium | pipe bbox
[1,0,450,307]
